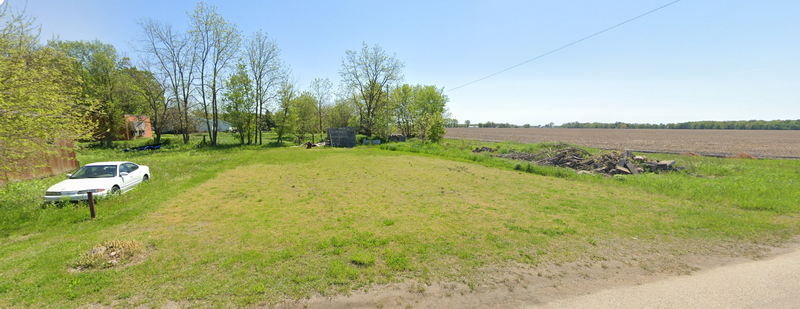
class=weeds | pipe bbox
[73,240,145,271]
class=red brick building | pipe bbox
[123,115,152,140]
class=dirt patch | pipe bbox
[280,238,799,309]
[730,152,758,159]
[70,240,148,272]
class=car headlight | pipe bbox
[77,189,106,194]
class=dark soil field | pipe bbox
[446,128,800,158]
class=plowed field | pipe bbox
[446,128,800,158]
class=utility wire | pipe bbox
[447,0,682,92]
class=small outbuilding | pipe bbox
[327,127,357,148]
[196,118,234,133]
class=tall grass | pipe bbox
[383,139,800,214]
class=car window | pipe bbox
[120,163,135,174]
[128,163,139,172]
[70,165,117,179]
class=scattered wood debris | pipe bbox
[493,146,682,175]
[472,146,495,153]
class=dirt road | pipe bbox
[534,247,800,309]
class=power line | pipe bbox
[447,0,682,92]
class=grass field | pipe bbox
[1,134,799,307]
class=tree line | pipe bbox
[138,3,448,146]
[446,119,800,130]
[0,0,450,171]
[445,121,555,128]
[560,120,800,130]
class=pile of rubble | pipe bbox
[495,146,681,175]
[472,146,496,153]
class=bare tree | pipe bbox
[340,42,403,136]
[245,31,284,145]
[133,58,169,143]
[190,1,240,146]
[140,20,196,144]
[309,77,332,134]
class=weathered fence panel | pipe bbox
[1,140,78,184]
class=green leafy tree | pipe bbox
[50,40,143,146]
[391,84,415,137]
[222,63,254,144]
[309,77,332,134]
[412,85,447,141]
[274,81,296,144]
[292,91,319,143]
[0,6,96,180]
[326,98,357,129]
[389,84,448,141]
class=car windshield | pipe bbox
[70,165,117,179]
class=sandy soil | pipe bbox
[278,238,799,309]
[446,128,800,158]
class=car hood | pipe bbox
[47,178,117,192]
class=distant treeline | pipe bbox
[560,120,800,130]
[445,121,555,128]
[447,120,800,130]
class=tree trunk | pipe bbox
[211,88,218,146]
[182,108,190,144]
[105,113,114,147]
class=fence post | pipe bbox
[87,191,96,219]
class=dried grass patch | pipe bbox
[72,240,146,271]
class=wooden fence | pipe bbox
[0,140,78,184]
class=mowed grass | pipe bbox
[0,137,799,307]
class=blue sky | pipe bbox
[10,0,800,125]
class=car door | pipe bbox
[127,163,143,187]
[119,163,135,191]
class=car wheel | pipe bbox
[143,174,150,182]
[111,186,121,195]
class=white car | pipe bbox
[44,161,151,202]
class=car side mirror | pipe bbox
[66,173,72,178]
[120,172,129,177]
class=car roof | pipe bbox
[84,161,130,166]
